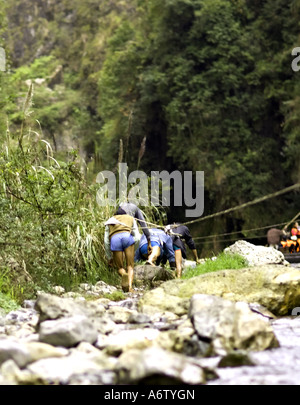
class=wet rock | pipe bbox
[0,359,25,384]
[218,350,255,368]
[35,293,87,322]
[5,308,38,325]
[154,318,205,356]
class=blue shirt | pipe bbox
[134,228,175,263]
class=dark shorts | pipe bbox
[173,245,181,251]
[110,232,135,251]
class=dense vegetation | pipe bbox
[1,0,300,302]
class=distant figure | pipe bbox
[134,228,176,270]
[267,228,285,250]
[165,223,200,278]
[291,222,300,237]
[104,213,140,293]
[116,202,152,254]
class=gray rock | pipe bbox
[224,240,288,266]
[35,293,107,324]
[0,338,31,368]
[35,293,85,322]
[94,280,118,295]
[138,264,300,316]
[5,308,38,325]
[97,328,161,356]
[128,312,151,324]
[38,315,98,347]
[25,342,68,363]
[2,249,300,386]
[26,350,116,385]
[116,347,208,384]
[189,294,279,356]
[107,306,138,324]
[134,264,175,282]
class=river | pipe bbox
[207,316,300,385]
[207,262,300,385]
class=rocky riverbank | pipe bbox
[0,241,300,385]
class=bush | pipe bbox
[0,85,165,304]
[0,85,117,302]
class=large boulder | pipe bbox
[138,264,300,316]
[134,264,175,283]
[189,294,278,356]
[224,240,287,266]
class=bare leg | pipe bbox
[113,251,126,277]
[113,250,130,292]
[175,249,182,278]
[124,244,135,292]
[147,246,161,266]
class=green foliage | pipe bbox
[0,87,120,302]
[96,0,300,246]
[182,252,248,279]
[0,292,20,314]
[2,0,300,262]
[101,291,126,301]
[0,84,166,305]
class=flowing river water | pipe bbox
[207,316,300,385]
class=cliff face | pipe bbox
[5,0,59,66]
[5,0,135,67]
[3,0,136,171]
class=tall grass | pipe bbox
[0,267,21,312]
[0,85,166,302]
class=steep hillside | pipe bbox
[2,0,300,254]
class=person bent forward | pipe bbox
[104,213,140,292]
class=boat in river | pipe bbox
[282,252,300,263]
